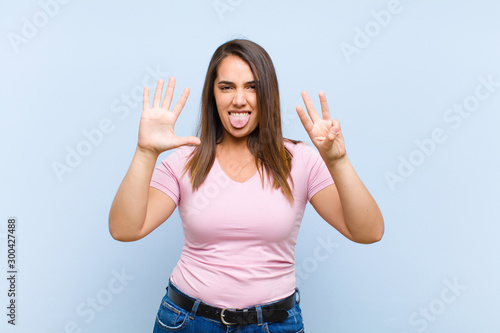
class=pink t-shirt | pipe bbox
[150,140,334,308]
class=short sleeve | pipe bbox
[299,143,334,201]
[150,148,188,205]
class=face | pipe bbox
[213,55,259,141]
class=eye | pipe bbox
[219,86,231,91]
[247,85,256,90]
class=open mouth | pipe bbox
[228,111,251,128]
[228,111,251,116]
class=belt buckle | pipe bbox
[220,308,237,325]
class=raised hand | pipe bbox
[138,77,200,154]
[296,91,346,164]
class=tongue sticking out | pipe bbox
[229,112,251,129]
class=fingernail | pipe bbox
[330,127,338,134]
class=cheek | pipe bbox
[251,96,258,111]
[216,96,230,110]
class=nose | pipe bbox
[232,90,247,107]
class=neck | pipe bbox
[218,133,250,153]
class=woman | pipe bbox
[109,39,384,332]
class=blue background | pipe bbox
[1,0,499,332]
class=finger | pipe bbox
[161,77,176,110]
[171,87,190,118]
[178,136,201,147]
[330,119,341,135]
[143,87,150,110]
[319,91,330,121]
[296,105,314,133]
[152,80,164,108]
[301,91,321,123]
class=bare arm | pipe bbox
[108,78,200,242]
[310,157,384,244]
[297,91,384,244]
[108,147,177,241]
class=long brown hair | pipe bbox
[185,39,298,203]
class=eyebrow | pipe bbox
[217,80,255,85]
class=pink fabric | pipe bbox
[150,141,334,308]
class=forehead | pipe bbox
[216,55,255,81]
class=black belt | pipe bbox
[167,284,296,325]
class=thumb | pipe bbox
[328,119,342,141]
[178,136,201,146]
[326,125,338,142]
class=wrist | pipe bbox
[325,154,350,171]
[136,145,161,160]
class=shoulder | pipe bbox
[163,145,196,162]
[283,138,304,152]
[284,139,317,159]
[284,139,327,178]
[158,146,197,174]
[176,145,197,157]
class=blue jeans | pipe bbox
[153,282,305,332]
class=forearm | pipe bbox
[108,146,160,241]
[326,156,384,243]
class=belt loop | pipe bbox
[242,308,249,325]
[295,287,301,304]
[255,305,263,326]
[189,299,201,319]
